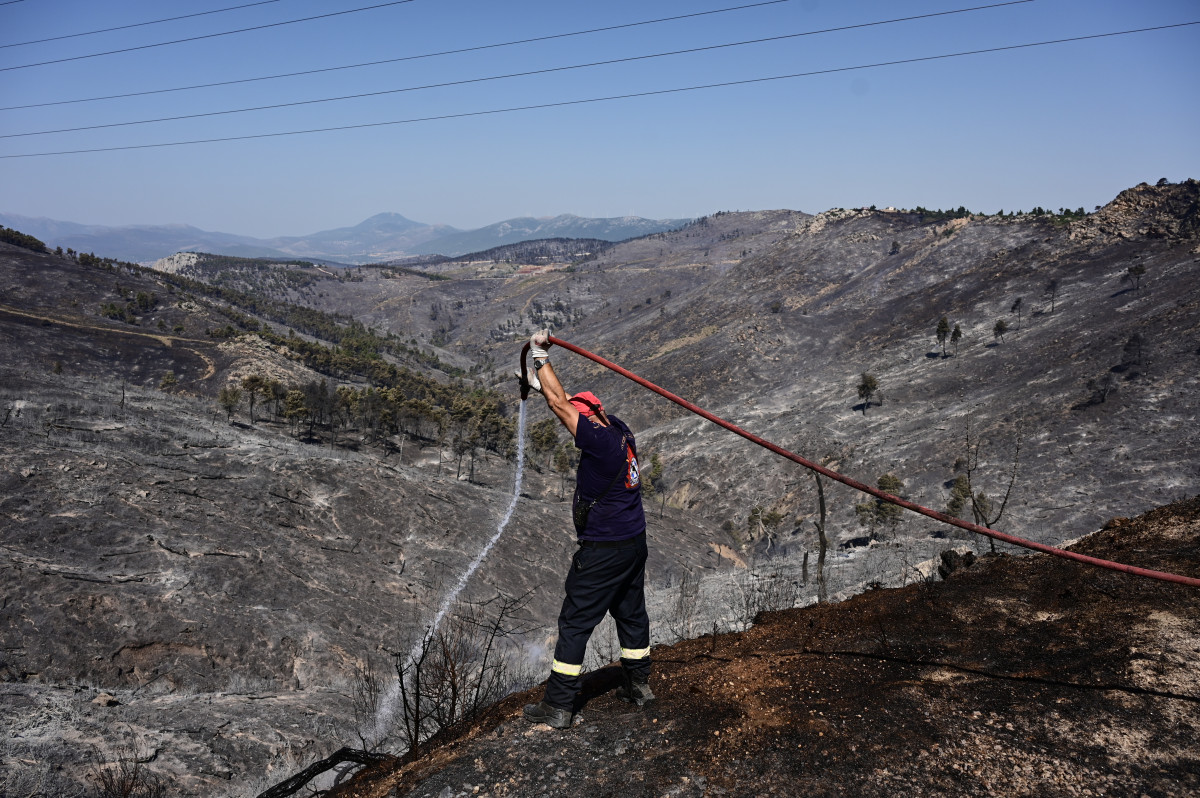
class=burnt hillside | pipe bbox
[330,495,1200,798]
[0,240,732,797]
[2,179,1198,796]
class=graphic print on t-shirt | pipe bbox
[625,443,640,489]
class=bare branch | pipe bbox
[255,748,392,798]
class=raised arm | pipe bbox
[530,330,579,437]
[537,360,579,437]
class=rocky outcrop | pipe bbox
[150,251,204,274]
[1070,179,1200,244]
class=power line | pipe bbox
[0,1,27,6]
[0,0,804,112]
[2,22,1194,160]
[1,1,287,50]
[0,0,416,72]
[1,1,1038,138]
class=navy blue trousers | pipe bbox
[544,533,651,709]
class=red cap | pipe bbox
[568,391,603,417]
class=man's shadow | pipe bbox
[574,664,633,713]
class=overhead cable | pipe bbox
[0,1,1036,138]
[0,0,809,111]
[2,22,1195,160]
[0,0,416,72]
[1,0,287,49]
[0,1,1040,138]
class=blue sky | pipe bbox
[0,0,1196,238]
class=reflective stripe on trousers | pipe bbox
[551,659,582,677]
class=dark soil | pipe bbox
[329,496,1200,798]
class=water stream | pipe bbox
[370,400,528,744]
[409,400,528,658]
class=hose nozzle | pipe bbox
[518,342,532,401]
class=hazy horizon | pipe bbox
[1,0,1197,238]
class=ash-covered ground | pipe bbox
[329,496,1200,798]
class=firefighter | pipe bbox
[521,330,654,729]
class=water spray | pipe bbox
[370,352,535,745]
[405,401,528,662]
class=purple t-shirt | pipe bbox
[572,414,646,542]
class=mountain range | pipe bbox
[0,211,692,264]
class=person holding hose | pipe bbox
[520,329,655,729]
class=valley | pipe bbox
[2,179,1198,796]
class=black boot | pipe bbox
[614,674,655,707]
[523,701,574,729]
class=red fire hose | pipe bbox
[520,336,1200,587]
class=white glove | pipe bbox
[529,329,551,361]
[515,368,542,394]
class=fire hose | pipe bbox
[519,336,1200,587]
